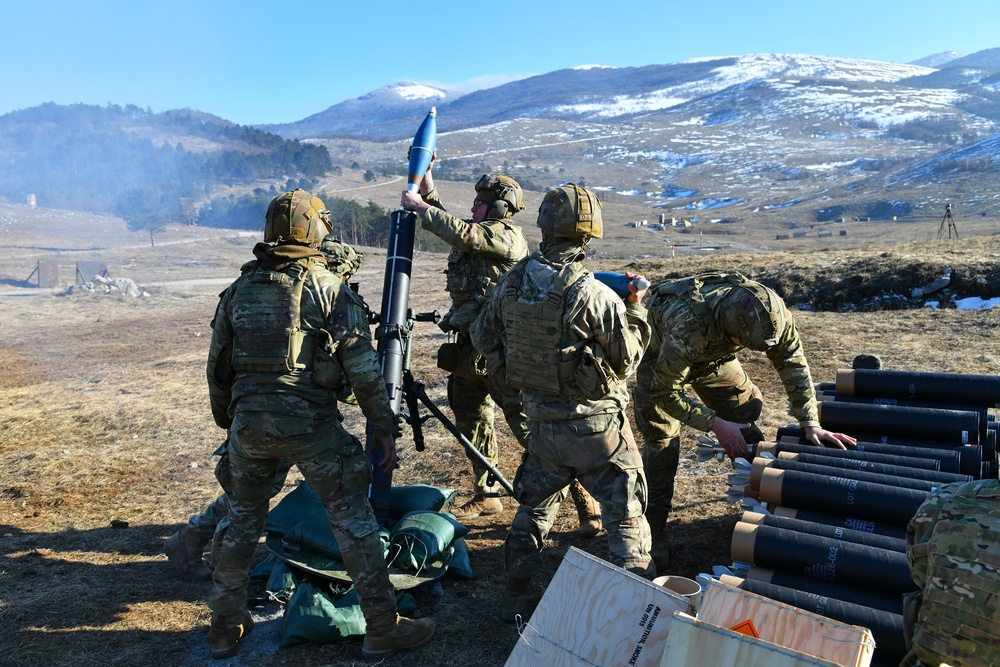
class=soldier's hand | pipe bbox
[419,152,436,195]
[625,271,648,303]
[371,432,399,473]
[802,425,853,450]
[711,417,752,460]
[401,190,430,216]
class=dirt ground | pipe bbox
[1,203,998,666]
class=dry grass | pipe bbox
[1,202,998,666]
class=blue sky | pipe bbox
[2,0,998,126]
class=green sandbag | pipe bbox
[389,510,470,571]
[266,482,460,588]
[264,558,298,601]
[265,483,328,538]
[446,537,475,580]
[279,582,419,647]
[389,484,457,520]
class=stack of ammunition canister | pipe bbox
[712,368,999,665]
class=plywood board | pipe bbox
[504,547,690,667]
[661,613,843,667]
[697,579,874,667]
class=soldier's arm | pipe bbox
[645,309,718,432]
[764,316,820,427]
[312,275,396,436]
[651,352,717,432]
[205,287,237,430]
[421,208,528,260]
[570,280,649,384]
[470,285,504,355]
[338,328,396,437]
[422,187,446,211]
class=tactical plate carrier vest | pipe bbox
[654,272,750,326]
[230,262,320,374]
[502,258,609,399]
[445,236,517,306]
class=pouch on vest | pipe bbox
[312,328,344,391]
[437,340,487,380]
[574,344,614,400]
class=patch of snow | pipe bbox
[683,197,743,210]
[392,83,448,100]
[955,296,1000,310]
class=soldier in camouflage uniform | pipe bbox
[902,478,1000,667]
[164,237,367,582]
[471,183,653,622]
[633,273,855,568]
[205,190,434,660]
[401,162,603,536]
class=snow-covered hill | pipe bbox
[290,50,1000,223]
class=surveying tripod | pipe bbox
[938,204,959,240]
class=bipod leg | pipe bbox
[402,369,430,451]
[403,374,515,497]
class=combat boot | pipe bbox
[500,577,542,623]
[361,612,436,659]
[569,480,603,538]
[164,527,213,582]
[450,494,503,520]
[208,610,254,659]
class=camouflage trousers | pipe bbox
[634,357,763,524]
[448,368,531,495]
[209,410,395,624]
[901,479,1000,667]
[505,410,652,578]
[186,453,292,545]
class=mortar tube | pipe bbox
[776,451,971,485]
[759,441,942,471]
[758,467,930,526]
[719,574,907,664]
[817,401,979,446]
[746,566,904,615]
[836,368,1000,407]
[772,506,907,540]
[740,510,906,552]
[750,456,938,494]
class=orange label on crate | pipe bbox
[729,619,760,638]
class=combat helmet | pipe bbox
[264,189,331,245]
[474,173,524,219]
[320,235,363,279]
[536,183,603,243]
[718,282,788,351]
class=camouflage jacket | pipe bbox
[640,276,818,431]
[904,479,1000,667]
[206,247,395,436]
[421,188,528,333]
[471,242,650,421]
